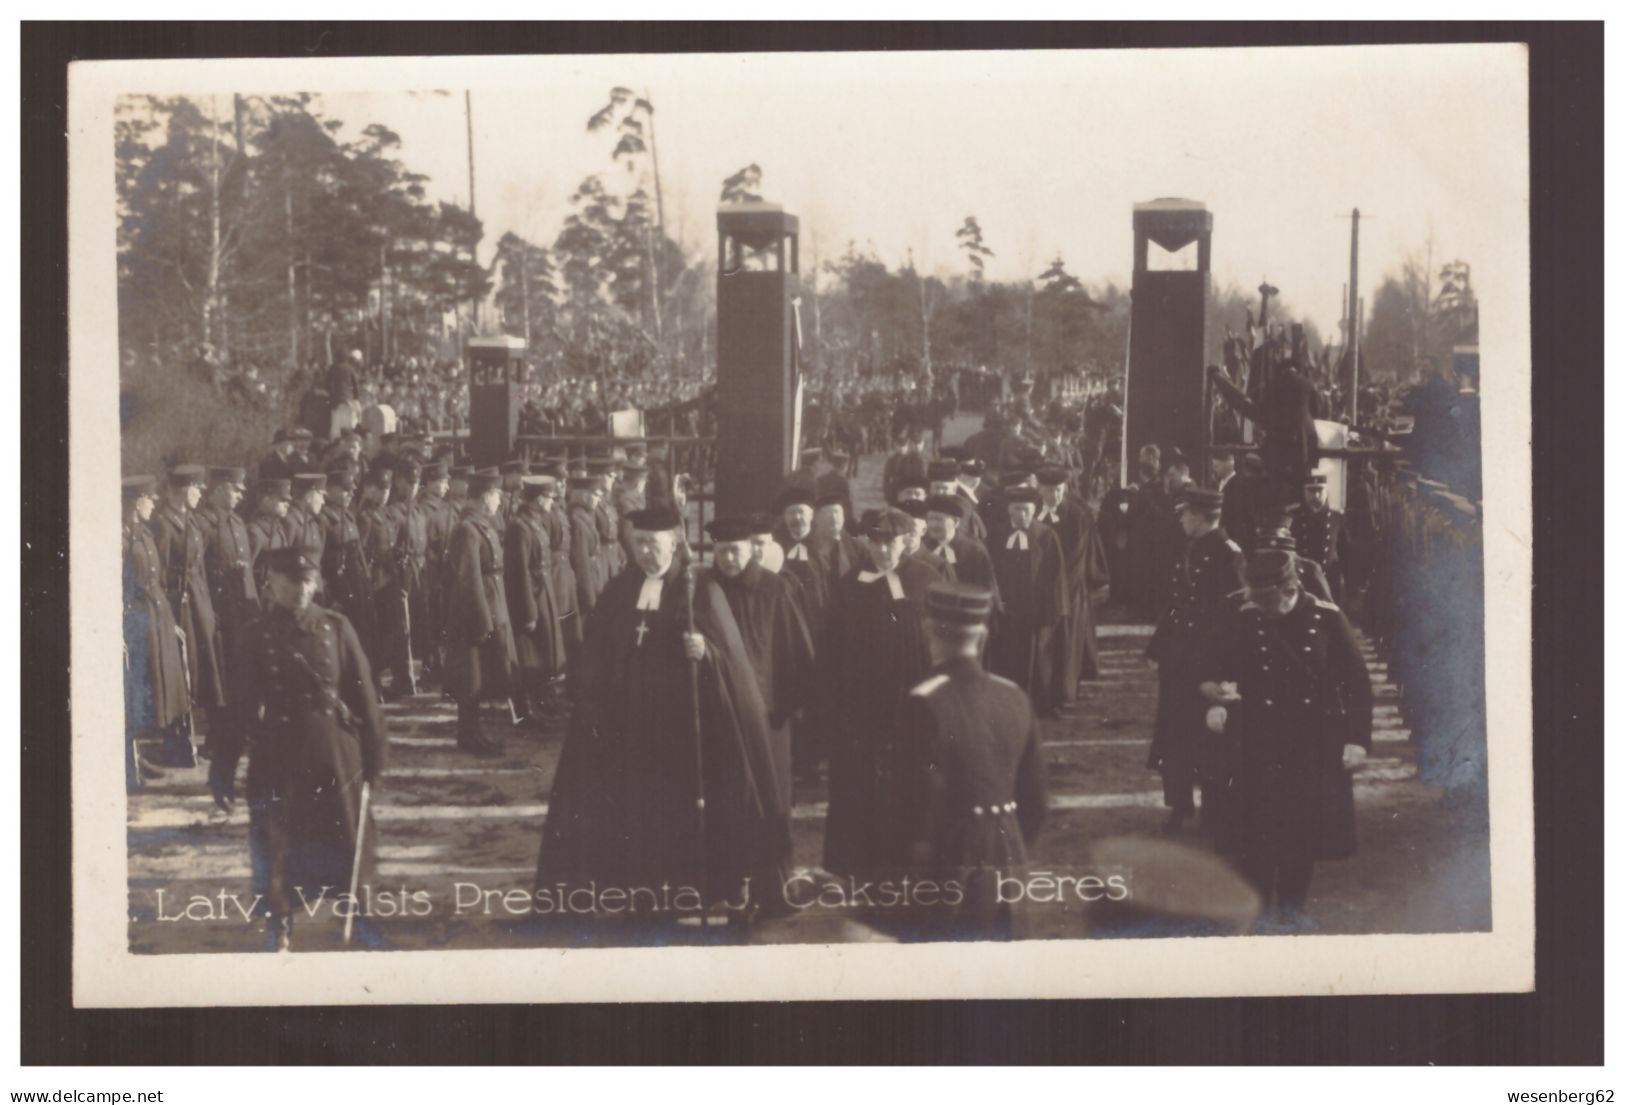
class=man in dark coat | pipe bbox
[443,470,517,755]
[1220,452,1274,554]
[149,465,225,767]
[196,467,259,758]
[1291,472,1349,605]
[888,582,1047,940]
[988,486,1069,718]
[1199,549,1372,928]
[210,544,386,951]
[814,451,858,536]
[1036,467,1111,693]
[882,430,929,505]
[257,431,299,483]
[822,508,943,876]
[124,476,188,785]
[536,507,791,922]
[1209,361,1327,507]
[705,515,818,806]
[954,459,992,546]
[505,476,568,729]
[1146,488,1245,832]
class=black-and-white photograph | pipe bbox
[66,42,1534,1004]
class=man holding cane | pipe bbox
[209,544,387,952]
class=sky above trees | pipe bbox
[239,43,1528,337]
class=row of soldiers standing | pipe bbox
[121,434,664,782]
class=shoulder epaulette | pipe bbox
[1226,538,1242,554]
[1308,593,1342,612]
[909,673,951,698]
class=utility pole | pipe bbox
[465,90,480,331]
[1342,207,1365,424]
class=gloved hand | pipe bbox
[1205,705,1228,734]
[1341,743,1368,771]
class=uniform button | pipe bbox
[1303,698,1312,705]
[1263,699,1273,706]
[1303,646,1312,653]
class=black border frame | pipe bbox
[21,20,1602,1065]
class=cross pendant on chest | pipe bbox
[634,616,650,648]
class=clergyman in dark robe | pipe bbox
[536,507,791,924]
[821,508,942,877]
[704,515,818,810]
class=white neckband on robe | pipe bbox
[1037,507,1059,524]
[635,574,665,611]
[857,569,905,600]
[784,542,809,561]
[935,543,957,564]
[959,484,979,504]
[1006,530,1030,550]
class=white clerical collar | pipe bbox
[959,483,979,503]
[784,542,809,561]
[635,574,665,611]
[1006,530,1030,550]
[857,568,905,600]
[934,543,957,564]
[1037,506,1059,524]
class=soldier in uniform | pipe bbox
[246,478,292,602]
[566,475,607,623]
[497,458,528,531]
[505,475,568,729]
[281,473,328,560]
[379,460,428,700]
[1291,472,1349,605]
[588,460,625,578]
[417,462,455,684]
[209,545,387,951]
[444,469,518,755]
[1145,488,1245,833]
[889,582,1047,940]
[1199,549,1373,929]
[123,475,188,785]
[612,462,649,566]
[319,467,378,671]
[196,467,258,758]
[355,467,396,685]
[535,467,582,671]
[149,465,225,767]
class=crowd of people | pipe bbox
[121,340,1393,951]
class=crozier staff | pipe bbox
[210,544,386,952]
